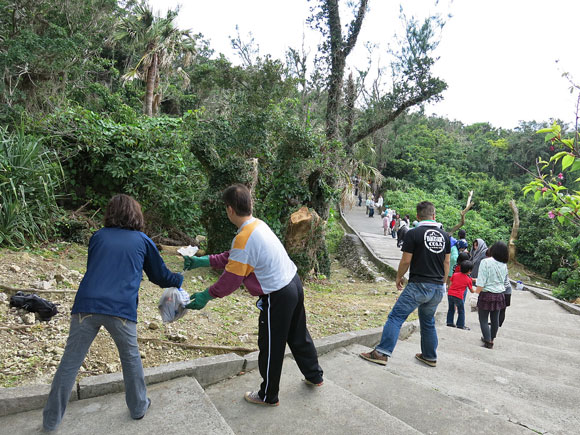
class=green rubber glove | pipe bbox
[185,288,214,310]
[183,255,210,270]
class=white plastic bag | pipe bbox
[470,292,479,309]
[177,245,199,257]
[158,287,190,323]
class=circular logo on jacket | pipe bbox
[424,229,445,253]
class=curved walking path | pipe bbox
[2,207,580,434]
[341,204,404,273]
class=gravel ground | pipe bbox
[0,242,401,388]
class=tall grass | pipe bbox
[0,127,63,246]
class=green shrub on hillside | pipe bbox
[30,107,205,238]
[382,185,510,244]
[0,128,63,246]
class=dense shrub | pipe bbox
[29,107,205,238]
[382,185,510,245]
[0,128,63,246]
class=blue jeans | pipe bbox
[43,313,148,431]
[446,295,465,328]
[376,282,444,361]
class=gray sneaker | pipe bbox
[244,391,279,406]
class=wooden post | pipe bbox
[508,199,519,263]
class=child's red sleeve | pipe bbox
[466,276,473,290]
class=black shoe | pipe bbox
[457,326,470,330]
[446,324,456,328]
[134,398,151,420]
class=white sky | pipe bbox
[149,0,580,130]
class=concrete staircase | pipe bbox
[3,288,580,434]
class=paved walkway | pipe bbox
[341,204,406,276]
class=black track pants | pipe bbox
[257,273,323,403]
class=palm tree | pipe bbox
[115,2,196,116]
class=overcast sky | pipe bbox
[149,0,580,130]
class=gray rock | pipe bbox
[32,280,52,290]
[22,313,36,325]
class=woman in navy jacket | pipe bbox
[43,194,183,431]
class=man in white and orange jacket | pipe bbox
[183,184,323,406]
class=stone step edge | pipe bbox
[0,319,420,418]
[511,279,580,316]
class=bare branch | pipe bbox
[449,191,474,234]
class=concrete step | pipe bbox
[205,356,421,435]
[320,345,530,435]
[435,322,580,388]
[449,291,580,340]
[391,327,580,434]
[0,377,234,435]
[491,324,580,352]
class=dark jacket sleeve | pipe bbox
[142,235,184,288]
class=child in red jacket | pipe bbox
[447,260,474,330]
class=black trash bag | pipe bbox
[9,291,59,321]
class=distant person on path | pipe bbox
[365,196,371,215]
[396,218,409,248]
[470,238,488,280]
[382,212,390,236]
[392,214,400,238]
[446,260,474,329]
[458,229,468,251]
[358,192,363,206]
[475,241,509,349]
[446,237,459,286]
[376,194,384,215]
[368,197,375,217]
[43,194,184,431]
[182,184,323,406]
[360,201,450,367]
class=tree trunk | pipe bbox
[326,53,346,141]
[344,72,356,151]
[508,199,519,263]
[144,53,158,116]
[449,190,474,234]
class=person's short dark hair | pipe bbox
[458,229,466,239]
[104,194,145,232]
[457,252,470,264]
[490,241,509,263]
[460,260,474,274]
[416,201,435,220]
[222,184,252,217]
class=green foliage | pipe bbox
[382,184,510,245]
[522,121,580,227]
[326,208,345,255]
[552,269,580,301]
[0,127,63,245]
[30,106,205,237]
[0,0,119,121]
